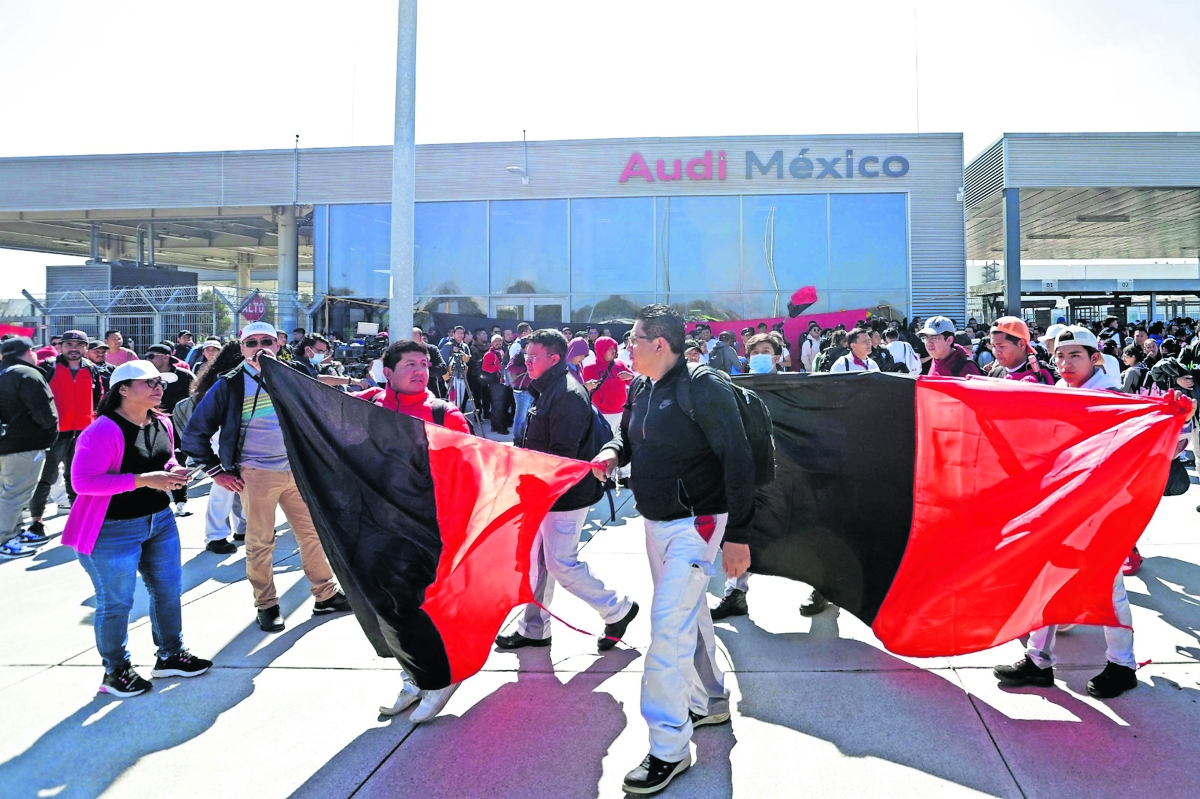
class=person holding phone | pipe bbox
[62,360,213,698]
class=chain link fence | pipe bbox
[17,286,322,349]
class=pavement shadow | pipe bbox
[1129,555,1200,661]
[969,672,1200,795]
[316,646,641,799]
[0,579,340,799]
[717,613,1020,797]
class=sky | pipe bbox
[2,0,1199,297]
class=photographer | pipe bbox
[292,334,368,390]
[440,325,472,411]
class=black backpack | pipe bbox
[673,363,776,487]
[431,398,478,436]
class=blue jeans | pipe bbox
[511,390,534,442]
[77,508,184,673]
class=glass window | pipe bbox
[741,195,829,294]
[490,200,568,294]
[658,196,740,294]
[826,289,909,317]
[663,293,743,322]
[571,293,655,324]
[415,295,488,317]
[325,204,392,299]
[415,202,488,296]
[829,194,908,292]
[570,198,655,293]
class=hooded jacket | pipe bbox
[519,359,604,512]
[0,356,59,455]
[927,344,983,378]
[582,337,634,414]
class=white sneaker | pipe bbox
[379,680,421,716]
[409,682,460,724]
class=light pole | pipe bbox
[389,0,417,338]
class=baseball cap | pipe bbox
[0,336,33,358]
[990,316,1030,343]
[1055,325,1099,351]
[240,321,278,341]
[917,316,955,337]
[61,330,88,342]
[87,339,106,351]
[145,343,173,357]
[109,360,178,385]
[178,330,193,337]
[1039,323,1067,344]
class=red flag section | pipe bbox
[423,425,593,684]
[873,377,1192,657]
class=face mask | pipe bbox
[748,353,775,374]
[369,359,386,383]
[310,352,327,367]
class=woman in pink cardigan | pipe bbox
[64,360,213,697]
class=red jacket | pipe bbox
[582,337,634,414]
[42,358,100,432]
[352,386,472,434]
[482,348,504,374]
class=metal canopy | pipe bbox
[967,186,1200,260]
[965,132,1200,262]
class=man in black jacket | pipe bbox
[591,304,755,796]
[0,337,59,559]
[495,329,639,653]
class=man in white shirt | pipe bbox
[830,328,880,373]
[884,327,921,374]
[799,322,822,372]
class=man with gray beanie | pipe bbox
[0,337,59,559]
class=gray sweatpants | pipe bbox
[0,450,47,544]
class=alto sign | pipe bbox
[241,290,267,321]
[619,149,910,183]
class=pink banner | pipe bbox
[686,309,873,354]
[0,323,35,338]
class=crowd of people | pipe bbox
[0,304,1195,795]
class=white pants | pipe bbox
[1027,571,1135,669]
[643,513,730,763]
[602,412,631,480]
[204,482,247,542]
[723,571,751,595]
[0,450,45,543]
[517,507,632,639]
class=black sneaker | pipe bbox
[599,601,639,652]
[25,520,46,538]
[711,589,748,620]
[17,526,51,546]
[100,664,152,697]
[993,655,1055,687]
[495,631,551,649]
[152,650,213,678]
[233,532,246,542]
[689,708,731,727]
[799,588,830,617]
[257,604,285,633]
[313,591,351,615]
[623,753,691,795]
[205,538,237,555]
[1087,661,1138,698]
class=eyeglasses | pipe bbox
[141,378,166,389]
[630,334,655,344]
[243,337,275,348]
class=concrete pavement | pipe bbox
[2,469,1199,798]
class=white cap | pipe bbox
[1039,323,1067,344]
[109,360,177,385]
[918,316,956,337]
[1054,325,1099,351]
[240,321,277,341]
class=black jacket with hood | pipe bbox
[518,358,604,512]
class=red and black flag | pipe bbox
[260,358,591,690]
[732,372,1191,657]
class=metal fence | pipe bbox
[19,286,323,349]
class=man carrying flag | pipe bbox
[353,338,471,722]
[592,304,755,796]
[993,325,1139,699]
